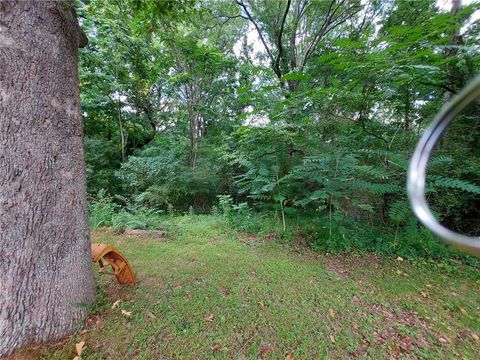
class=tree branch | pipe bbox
[299,0,336,69]
[235,0,281,77]
[274,0,292,71]
[419,81,457,95]
[300,1,361,70]
[221,13,249,21]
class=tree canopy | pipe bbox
[79,0,480,257]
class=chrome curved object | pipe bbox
[407,75,480,256]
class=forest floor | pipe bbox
[14,216,480,359]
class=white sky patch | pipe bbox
[233,23,266,64]
[233,0,479,62]
[437,0,480,28]
[240,106,267,127]
[245,113,269,127]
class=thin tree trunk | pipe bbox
[189,106,199,169]
[0,1,96,356]
[117,95,126,162]
[444,0,463,101]
[114,43,126,162]
[187,83,201,169]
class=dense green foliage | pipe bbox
[79,0,480,259]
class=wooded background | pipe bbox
[80,0,480,258]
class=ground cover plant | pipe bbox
[13,215,479,359]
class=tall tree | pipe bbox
[233,0,363,91]
[167,34,236,168]
[0,1,96,356]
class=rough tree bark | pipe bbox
[0,1,96,357]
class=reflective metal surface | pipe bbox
[407,75,480,256]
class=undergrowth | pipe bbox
[88,192,477,265]
[41,217,480,359]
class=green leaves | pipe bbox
[279,72,310,82]
[430,176,480,194]
[80,0,480,244]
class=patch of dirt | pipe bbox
[4,309,108,360]
[290,234,311,249]
[321,255,352,278]
[4,346,46,360]
[351,295,433,359]
[237,233,269,245]
[102,280,137,302]
[319,253,383,279]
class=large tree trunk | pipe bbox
[0,1,96,357]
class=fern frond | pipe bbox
[352,180,401,194]
[388,199,411,223]
[430,176,480,194]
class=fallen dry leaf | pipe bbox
[396,256,404,261]
[420,291,428,298]
[329,335,335,344]
[285,354,295,360]
[75,341,85,356]
[220,288,231,297]
[260,343,273,358]
[111,300,121,309]
[73,357,79,360]
[438,335,449,344]
[471,333,479,341]
[459,307,468,316]
[390,342,399,355]
[204,314,214,322]
[396,270,402,275]
[147,311,156,319]
[209,344,220,352]
[328,308,335,318]
[121,310,132,317]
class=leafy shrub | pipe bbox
[111,206,164,233]
[217,195,264,234]
[84,137,122,196]
[230,203,264,234]
[88,190,119,229]
[88,191,165,232]
[217,194,234,223]
[116,136,228,213]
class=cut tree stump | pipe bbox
[123,229,166,238]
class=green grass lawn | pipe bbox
[27,216,480,359]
